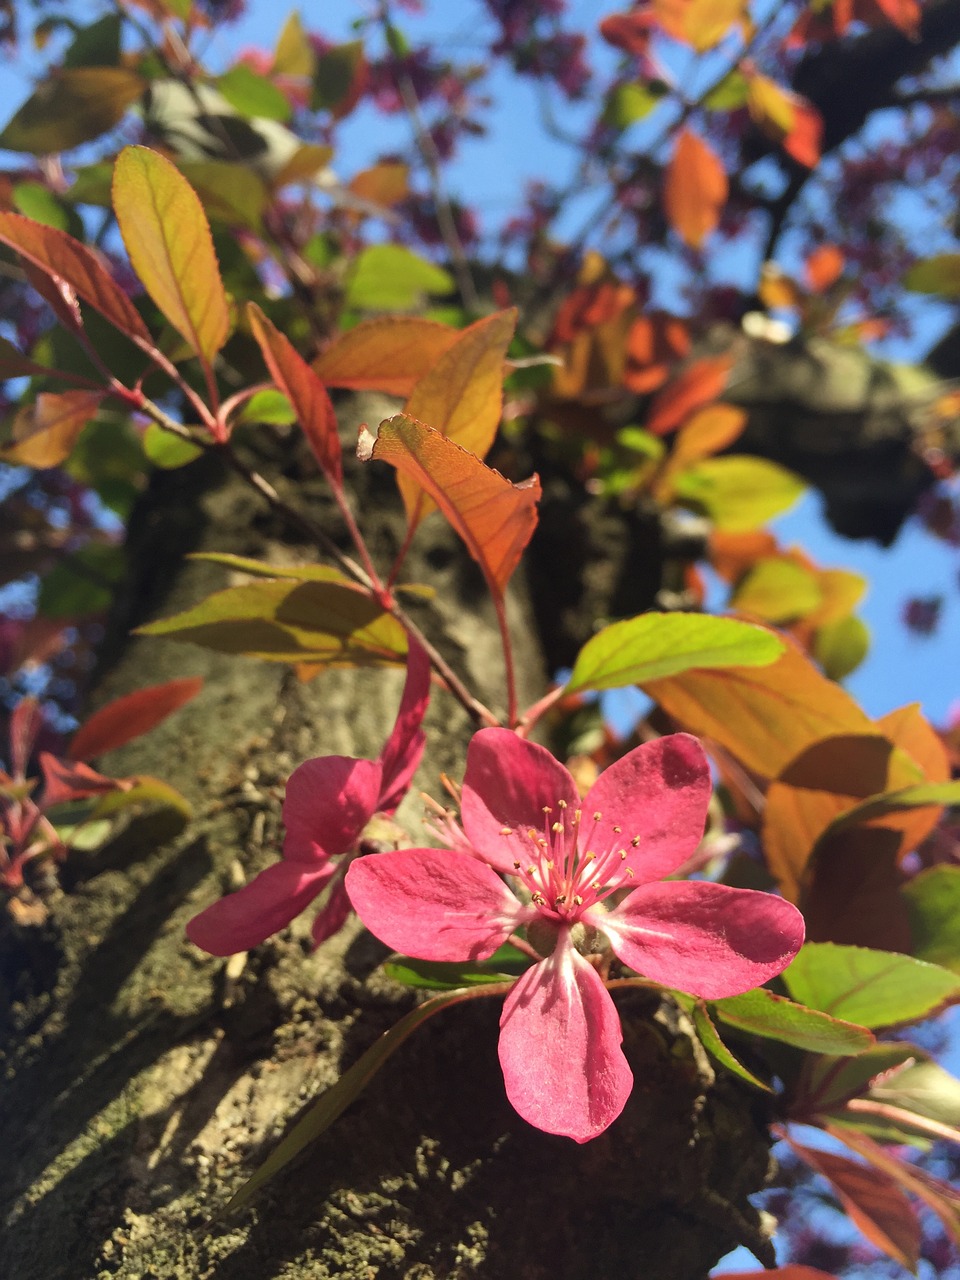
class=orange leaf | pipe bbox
[248,303,342,483]
[803,827,912,950]
[68,677,203,761]
[856,0,921,37]
[746,73,822,169]
[0,211,151,343]
[806,245,845,293]
[644,640,873,778]
[874,703,949,853]
[348,161,409,209]
[785,1136,921,1270]
[646,354,732,435]
[401,309,517,530]
[312,316,462,398]
[113,146,230,364]
[358,414,540,600]
[663,128,728,250]
[3,390,104,467]
[709,528,779,582]
[623,312,690,393]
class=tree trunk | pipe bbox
[2,395,777,1280]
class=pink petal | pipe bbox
[377,639,431,814]
[311,874,352,947]
[186,860,334,956]
[345,847,527,960]
[461,728,580,873]
[498,933,633,1142]
[282,756,382,863]
[598,880,805,1000]
[580,733,711,883]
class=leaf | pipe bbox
[345,244,455,311]
[732,558,823,624]
[273,11,316,78]
[825,780,960,834]
[800,1042,922,1114]
[216,65,291,122]
[68,677,203,761]
[644,642,875,777]
[187,552,346,582]
[312,40,367,118]
[222,984,510,1216]
[806,245,844,293]
[566,613,783,694]
[603,82,666,128]
[903,254,960,297]
[783,943,960,1029]
[746,74,822,168]
[236,389,295,425]
[247,303,342,483]
[349,161,409,209]
[663,128,728,250]
[400,309,516,530]
[717,1270,841,1280]
[13,182,72,232]
[63,13,122,68]
[3,390,104,467]
[91,774,193,821]
[687,1000,771,1090]
[672,455,806,530]
[903,865,960,973]
[37,542,125,617]
[313,316,463,397]
[865,1056,960,1134]
[646,355,732,435]
[784,1136,920,1269]
[358,414,540,600]
[383,948,528,991]
[0,67,144,152]
[712,987,873,1055]
[814,614,870,681]
[112,146,230,364]
[141,423,203,469]
[0,335,71,381]
[668,403,746,467]
[0,212,151,342]
[136,578,408,667]
[176,161,269,231]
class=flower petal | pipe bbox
[345,847,527,960]
[498,933,633,1142]
[461,727,579,873]
[598,880,805,999]
[282,756,382,863]
[580,733,710,883]
[186,860,334,956]
[377,639,431,814]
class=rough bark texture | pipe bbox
[0,394,779,1279]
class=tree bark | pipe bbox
[2,395,778,1280]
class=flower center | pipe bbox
[500,800,639,921]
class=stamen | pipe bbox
[500,826,514,835]
[613,825,622,834]
[513,861,522,870]
[631,836,640,847]
[555,894,567,906]
[551,821,563,834]
[619,850,627,860]
[593,811,602,822]
[573,894,583,905]
[542,805,552,815]
[557,799,568,809]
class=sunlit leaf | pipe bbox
[686,1000,771,1090]
[566,613,782,694]
[217,64,291,122]
[313,315,462,397]
[646,355,732,435]
[248,303,342,483]
[90,774,193,820]
[383,947,527,991]
[663,128,728,250]
[904,254,960,297]
[359,414,540,600]
[746,73,822,168]
[113,146,230,363]
[176,160,269,231]
[903,865,960,973]
[141,423,203,469]
[349,161,409,209]
[345,244,455,311]
[783,943,960,1029]
[806,245,845,293]
[0,211,151,342]
[0,67,143,152]
[273,11,316,78]
[3,390,104,467]
[188,552,347,582]
[400,309,516,530]
[603,82,666,128]
[69,677,203,761]
[312,39,366,118]
[732,558,823,624]
[712,987,873,1054]
[136,578,408,666]
[673,455,805,530]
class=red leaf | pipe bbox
[358,414,540,600]
[0,211,150,343]
[785,1136,921,1269]
[663,128,728,250]
[646,355,732,435]
[718,1269,841,1280]
[39,753,121,807]
[68,677,203,762]
[248,303,343,484]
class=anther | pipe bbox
[552,821,563,834]
[555,894,567,906]
[573,894,583,906]
[500,826,514,836]
[593,811,602,822]
[625,868,635,878]
[619,849,627,859]
[542,805,552,815]
[631,836,640,847]
[513,860,522,870]
[532,892,546,906]
[557,799,568,809]
[613,825,622,834]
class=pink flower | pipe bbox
[345,729,805,1143]
[186,643,430,956]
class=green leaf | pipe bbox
[345,245,455,312]
[63,13,121,68]
[383,944,529,991]
[615,427,666,460]
[0,67,144,153]
[92,775,193,820]
[903,865,960,973]
[12,183,72,232]
[236,388,296,425]
[222,985,510,1216]
[216,65,291,121]
[712,987,874,1055]
[903,254,960,297]
[673,456,805,531]
[188,552,361,583]
[176,160,269,231]
[681,998,771,1091]
[732,558,823,624]
[867,1056,960,1132]
[565,612,783,694]
[312,40,364,115]
[703,70,749,111]
[37,542,125,618]
[815,613,870,681]
[602,82,666,128]
[783,943,960,1029]
[801,1042,921,1113]
[112,146,230,364]
[142,423,203,469]
[135,578,408,666]
[274,11,316,78]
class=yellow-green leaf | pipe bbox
[732,558,823,623]
[112,146,230,363]
[0,67,143,153]
[673,455,805,530]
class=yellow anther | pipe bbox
[557,799,568,809]
[625,867,635,878]
[573,894,583,906]
[552,821,563,834]
[593,811,603,822]
[613,825,622,834]
[500,826,514,835]
[619,849,627,859]
[631,836,640,847]
[526,864,536,875]
[584,850,595,861]
[513,860,522,870]
[532,892,546,906]
[545,860,555,870]
[542,805,552,814]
